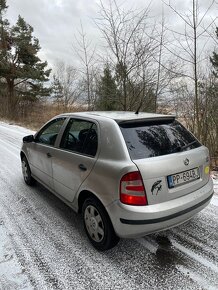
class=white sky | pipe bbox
[5,0,218,70]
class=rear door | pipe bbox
[52,118,98,202]
[119,119,210,205]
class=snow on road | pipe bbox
[0,122,218,290]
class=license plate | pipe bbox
[167,168,200,188]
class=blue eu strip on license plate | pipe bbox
[167,175,174,188]
[167,167,200,188]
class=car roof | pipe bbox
[59,111,175,122]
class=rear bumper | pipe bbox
[106,178,214,238]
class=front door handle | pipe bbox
[79,164,87,171]
[47,152,52,158]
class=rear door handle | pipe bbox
[79,164,87,171]
[47,152,52,158]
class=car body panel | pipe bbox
[75,159,138,207]
[27,142,54,189]
[106,178,213,238]
[52,149,97,202]
[133,146,210,205]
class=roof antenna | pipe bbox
[135,100,143,115]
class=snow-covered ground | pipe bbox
[211,172,218,200]
[0,122,218,290]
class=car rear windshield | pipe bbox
[119,119,201,160]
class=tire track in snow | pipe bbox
[136,235,218,290]
[178,265,218,290]
[171,239,218,274]
[171,227,218,263]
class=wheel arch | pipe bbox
[78,190,107,214]
[78,190,101,213]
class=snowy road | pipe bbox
[0,122,218,290]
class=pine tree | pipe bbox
[52,75,64,107]
[0,1,51,116]
[96,65,118,110]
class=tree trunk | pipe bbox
[6,78,16,117]
[193,0,200,140]
[123,77,127,111]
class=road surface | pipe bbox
[0,122,217,290]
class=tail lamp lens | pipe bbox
[120,171,147,206]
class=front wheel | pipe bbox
[21,156,35,186]
[82,197,119,251]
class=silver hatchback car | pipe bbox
[21,111,214,250]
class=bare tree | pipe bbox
[73,23,98,110]
[162,0,217,139]
[52,61,81,109]
[154,9,165,112]
[96,0,161,111]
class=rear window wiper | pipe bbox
[172,140,198,153]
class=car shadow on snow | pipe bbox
[31,182,85,235]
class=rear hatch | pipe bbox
[119,118,210,205]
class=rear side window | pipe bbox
[60,118,98,157]
[119,119,201,160]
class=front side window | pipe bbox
[35,118,66,146]
[120,119,201,160]
[60,119,98,157]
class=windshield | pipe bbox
[119,119,201,160]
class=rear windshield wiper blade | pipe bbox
[172,140,198,153]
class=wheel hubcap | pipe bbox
[84,205,104,242]
[22,161,28,181]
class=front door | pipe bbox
[28,117,66,189]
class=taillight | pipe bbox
[120,171,147,206]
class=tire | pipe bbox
[82,197,119,251]
[21,156,35,186]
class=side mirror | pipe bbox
[23,135,34,143]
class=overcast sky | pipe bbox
[6,0,218,70]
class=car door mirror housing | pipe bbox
[23,135,34,143]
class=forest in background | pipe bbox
[0,0,217,161]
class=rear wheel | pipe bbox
[82,197,119,251]
[21,156,35,186]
